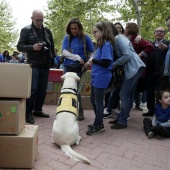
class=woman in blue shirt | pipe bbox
[84,21,114,135]
[62,18,94,121]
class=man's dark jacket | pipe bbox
[17,23,55,68]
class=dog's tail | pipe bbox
[61,145,91,164]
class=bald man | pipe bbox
[17,9,55,124]
[143,27,169,117]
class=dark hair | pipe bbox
[108,22,119,36]
[166,17,170,22]
[65,18,84,38]
[115,22,125,34]
[95,21,115,47]
[156,90,170,104]
[3,50,9,57]
[126,22,139,35]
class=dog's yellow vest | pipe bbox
[56,93,78,117]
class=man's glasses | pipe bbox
[155,30,165,33]
[33,18,43,22]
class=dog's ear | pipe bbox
[75,75,80,82]
[61,74,65,80]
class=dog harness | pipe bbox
[56,93,78,117]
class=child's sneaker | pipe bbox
[148,132,155,139]
[86,126,105,135]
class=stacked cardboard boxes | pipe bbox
[0,63,38,168]
[80,70,93,110]
[45,69,93,109]
[45,69,63,105]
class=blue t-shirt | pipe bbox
[155,104,170,125]
[62,34,94,66]
[0,54,4,62]
[91,41,114,88]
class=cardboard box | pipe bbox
[44,93,60,105]
[83,70,91,83]
[53,82,62,93]
[80,82,91,96]
[0,98,25,135]
[81,96,93,110]
[48,69,63,82]
[0,125,38,169]
[46,82,53,93]
[0,63,32,98]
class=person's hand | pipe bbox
[84,61,91,69]
[134,35,141,44]
[33,43,43,51]
[158,42,167,49]
[79,58,84,65]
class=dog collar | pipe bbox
[62,88,77,93]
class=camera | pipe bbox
[39,41,49,51]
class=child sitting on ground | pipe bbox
[143,89,170,139]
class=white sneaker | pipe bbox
[103,110,111,119]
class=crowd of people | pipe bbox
[8,9,170,139]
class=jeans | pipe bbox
[107,86,121,112]
[26,67,49,115]
[90,85,105,127]
[63,66,83,109]
[117,67,144,125]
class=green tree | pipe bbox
[45,0,116,54]
[0,0,18,52]
[114,0,170,41]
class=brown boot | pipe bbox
[78,108,84,121]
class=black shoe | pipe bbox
[110,123,127,129]
[87,124,104,129]
[33,111,50,118]
[86,126,105,135]
[142,112,154,116]
[26,115,34,124]
[135,106,143,111]
[108,119,118,124]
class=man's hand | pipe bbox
[158,42,167,49]
[33,43,43,51]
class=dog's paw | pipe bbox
[75,136,82,145]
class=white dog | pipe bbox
[52,72,90,164]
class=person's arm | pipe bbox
[152,115,157,126]
[112,35,131,69]
[62,49,81,61]
[92,59,111,68]
[160,120,170,127]
[138,39,154,58]
[17,27,34,52]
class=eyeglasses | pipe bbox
[155,30,165,33]
[93,30,100,34]
[33,18,43,22]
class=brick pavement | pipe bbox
[2,105,170,170]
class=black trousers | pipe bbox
[145,73,162,115]
[143,118,170,138]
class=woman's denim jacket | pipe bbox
[113,34,146,79]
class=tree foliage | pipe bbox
[114,0,170,41]
[0,0,18,51]
[45,0,116,54]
